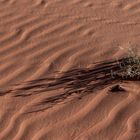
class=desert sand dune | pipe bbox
[0,0,140,140]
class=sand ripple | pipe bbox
[0,0,140,140]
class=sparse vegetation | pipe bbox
[112,47,140,80]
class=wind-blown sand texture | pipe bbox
[0,0,140,140]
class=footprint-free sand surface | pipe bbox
[0,0,140,140]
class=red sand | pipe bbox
[0,0,140,140]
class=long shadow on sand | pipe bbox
[0,57,138,112]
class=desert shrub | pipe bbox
[112,47,140,79]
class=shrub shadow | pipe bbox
[0,57,138,112]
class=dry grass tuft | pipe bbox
[112,47,140,80]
